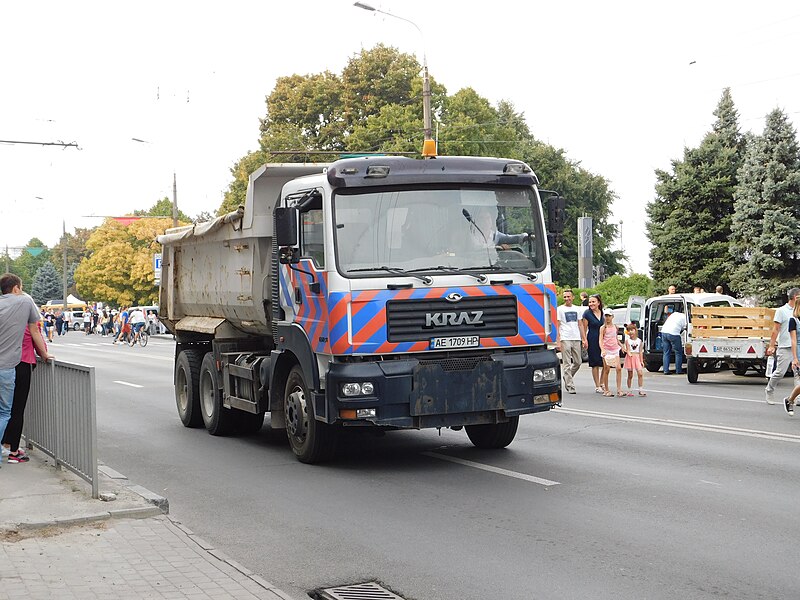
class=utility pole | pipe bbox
[62,221,68,316]
[172,172,178,228]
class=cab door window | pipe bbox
[301,208,324,267]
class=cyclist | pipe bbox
[128,307,147,345]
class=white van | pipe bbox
[625,293,742,372]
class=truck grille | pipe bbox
[386,295,517,342]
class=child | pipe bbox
[624,323,646,396]
[599,309,625,397]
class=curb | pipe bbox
[166,516,298,600]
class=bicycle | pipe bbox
[128,327,149,347]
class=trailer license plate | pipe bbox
[430,335,480,349]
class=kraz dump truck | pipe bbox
[158,155,564,463]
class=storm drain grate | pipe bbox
[315,581,406,600]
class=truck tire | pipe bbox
[465,416,519,449]
[200,352,237,436]
[175,350,203,428]
[687,357,699,384]
[732,367,748,376]
[284,365,337,463]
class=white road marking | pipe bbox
[700,480,721,486]
[555,407,800,444]
[422,452,560,486]
[646,387,765,404]
[113,380,143,388]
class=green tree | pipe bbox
[220,44,623,284]
[51,227,94,297]
[11,238,51,291]
[729,109,800,304]
[74,217,180,306]
[647,89,744,293]
[30,261,62,305]
[134,197,192,222]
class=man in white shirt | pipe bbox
[556,289,585,394]
[128,308,147,338]
[661,309,687,375]
[766,287,800,405]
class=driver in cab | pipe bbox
[473,210,530,250]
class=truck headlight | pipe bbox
[533,368,557,383]
[341,382,375,397]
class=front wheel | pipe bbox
[284,365,337,463]
[139,331,149,347]
[687,357,699,384]
[465,416,519,449]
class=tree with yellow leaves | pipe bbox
[74,217,182,306]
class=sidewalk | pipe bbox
[0,451,298,600]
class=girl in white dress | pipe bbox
[624,324,646,396]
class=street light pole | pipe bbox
[62,220,68,317]
[132,137,179,227]
[353,2,436,157]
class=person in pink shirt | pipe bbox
[599,308,625,397]
[2,321,50,463]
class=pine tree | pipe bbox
[30,262,63,305]
[647,89,744,292]
[729,109,800,304]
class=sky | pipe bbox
[2,1,799,279]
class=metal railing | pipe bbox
[23,358,98,498]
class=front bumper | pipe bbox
[315,349,561,428]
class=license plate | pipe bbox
[430,335,480,350]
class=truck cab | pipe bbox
[626,293,742,372]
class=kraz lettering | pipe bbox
[425,311,484,328]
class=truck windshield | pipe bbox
[333,186,546,276]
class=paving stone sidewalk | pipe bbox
[0,450,299,600]
[0,515,295,600]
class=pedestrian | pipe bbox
[581,293,605,393]
[556,289,585,395]
[624,323,646,396]
[766,287,800,405]
[55,310,64,336]
[2,321,49,462]
[147,310,158,335]
[661,307,687,375]
[83,308,92,335]
[668,285,677,294]
[599,308,624,396]
[783,300,800,415]
[113,307,130,344]
[580,291,589,306]
[63,310,71,334]
[0,274,50,468]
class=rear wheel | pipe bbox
[139,330,149,347]
[284,366,337,463]
[200,352,237,436]
[687,357,699,384]
[175,350,203,427]
[465,416,519,449]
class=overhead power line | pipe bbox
[0,139,80,149]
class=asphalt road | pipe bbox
[49,333,800,600]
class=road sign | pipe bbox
[154,253,162,280]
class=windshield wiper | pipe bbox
[461,264,540,282]
[346,266,432,284]
[407,265,488,283]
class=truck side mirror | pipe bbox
[547,196,566,234]
[275,207,298,247]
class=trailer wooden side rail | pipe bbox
[689,306,775,339]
